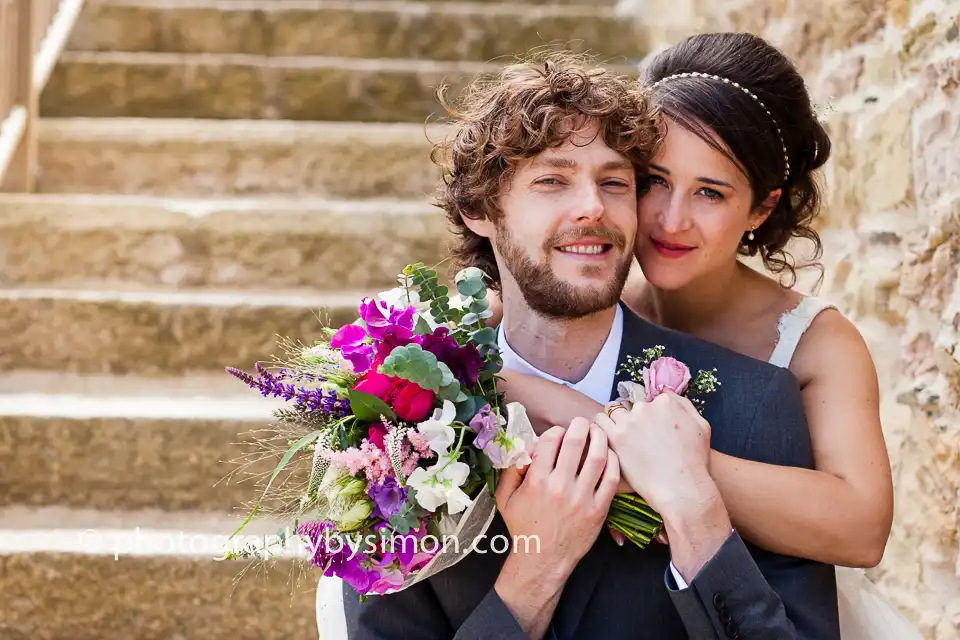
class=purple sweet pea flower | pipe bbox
[419,327,484,387]
[367,476,407,520]
[330,324,374,374]
[360,298,415,342]
[339,555,377,594]
[469,404,502,449]
[369,555,406,594]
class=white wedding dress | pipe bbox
[313,298,923,640]
[771,297,921,640]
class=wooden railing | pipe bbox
[0,0,85,192]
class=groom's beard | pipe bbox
[495,224,632,319]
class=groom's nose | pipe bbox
[569,183,605,223]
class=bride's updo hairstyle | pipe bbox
[641,32,830,284]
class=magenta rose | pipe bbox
[642,356,692,401]
[353,372,435,423]
[391,381,435,422]
[354,371,403,400]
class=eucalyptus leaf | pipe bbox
[457,278,484,298]
[414,315,434,335]
[471,327,497,345]
[460,312,479,326]
[456,267,486,283]
[468,298,489,314]
[438,362,455,387]
[455,395,478,423]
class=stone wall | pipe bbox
[618,1,960,637]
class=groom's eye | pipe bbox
[602,179,631,191]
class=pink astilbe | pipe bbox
[359,441,393,484]
[401,430,434,478]
[406,430,434,458]
[325,446,376,476]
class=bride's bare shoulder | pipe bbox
[791,302,875,389]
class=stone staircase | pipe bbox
[0,1,645,638]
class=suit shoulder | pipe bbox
[620,308,793,386]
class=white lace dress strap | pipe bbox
[768,296,837,368]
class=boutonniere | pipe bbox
[615,345,720,414]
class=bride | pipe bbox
[491,31,920,640]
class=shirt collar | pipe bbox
[497,305,624,405]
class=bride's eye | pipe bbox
[644,175,668,188]
[698,187,724,201]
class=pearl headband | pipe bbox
[649,72,790,182]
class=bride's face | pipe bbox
[635,118,767,291]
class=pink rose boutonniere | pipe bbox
[615,345,720,415]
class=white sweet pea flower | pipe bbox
[377,286,422,312]
[416,400,457,454]
[483,402,538,469]
[406,457,472,514]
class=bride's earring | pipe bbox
[747,227,755,241]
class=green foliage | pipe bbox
[389,490,430,534]
[380,344,463,403]
[348,389,397,424]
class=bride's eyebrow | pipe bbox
[650,164,733,189]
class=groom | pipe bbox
[342,54,840,639]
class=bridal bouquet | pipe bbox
[223,264,536,598]
[605,346,721,548]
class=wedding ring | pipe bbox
[605,404,627,418]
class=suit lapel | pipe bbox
[556,306,659,638]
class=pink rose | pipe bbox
[642,356,692,402]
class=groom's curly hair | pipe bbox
[430,51,660,291]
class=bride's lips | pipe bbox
[650,237,696,258]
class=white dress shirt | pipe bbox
[497,305,690,590]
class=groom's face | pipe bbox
[475,122,637,318]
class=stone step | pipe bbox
[0,371,301,513]
[37,118,443,198]
[41,52,500,122]
[69,0,645,62]
[0,194,445,289]
[0,508,318,639]
[0,285,369,375]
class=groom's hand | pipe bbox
[594,393,732,583]
[492,418,620,639]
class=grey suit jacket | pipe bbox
[343,306,840,639]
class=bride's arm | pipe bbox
[498,313,893,568]
[709,311,893,568]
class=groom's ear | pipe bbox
[460,213,496,240]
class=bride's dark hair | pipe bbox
[641,32,830,286]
